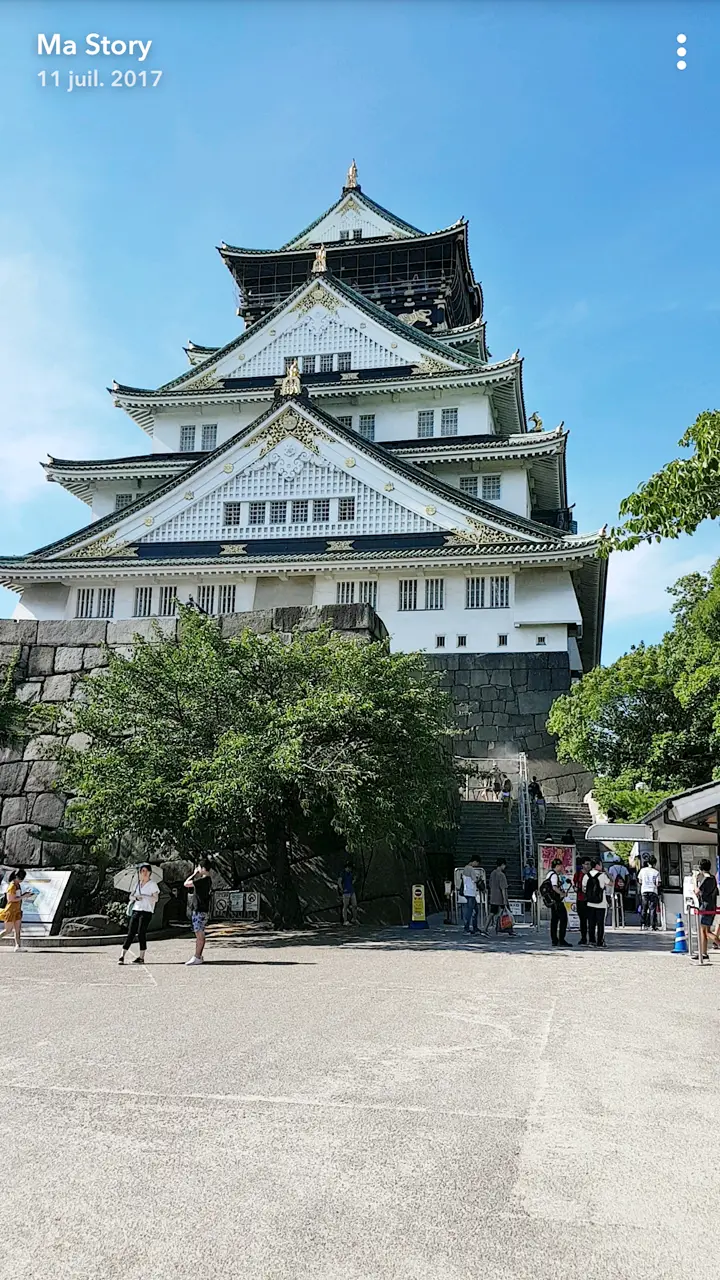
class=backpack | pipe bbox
[539,877,557,908]
[585,872,604,906]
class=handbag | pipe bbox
[498,909,514,933]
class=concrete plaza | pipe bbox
[1,922,715,1279]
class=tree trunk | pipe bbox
[269,827,304,929]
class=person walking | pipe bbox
[528,776,546,826]
[488,858,512,934]
[638,855,661,931]
[337,863,358,926]
[184,856,214,965]
[696,859,718,960]
[0,868,34,951]
[459,860,485,934]
[547,857,572,948]
[118,864,159,965]
[583,858,611,948]
[573,857,592,946]
[500,776,513,823]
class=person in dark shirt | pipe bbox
[573,858,592,946]
[183,856,214,966]
[696,858,718,961]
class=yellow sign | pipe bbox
[411,884,426,922]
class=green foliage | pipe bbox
[547,561,720,799]
[591,779,672,823]
[54,609,457,926]
[605,410,720,552]
[0,650,30,747]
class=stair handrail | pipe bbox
[517,752,535,890]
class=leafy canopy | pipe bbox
[606,410,720,552]
[547,562,720,817]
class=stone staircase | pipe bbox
[454,801,524,897]
[535,799,600,863]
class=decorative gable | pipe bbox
[289,195,415,247]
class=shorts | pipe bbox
[700,912,716,929]
[192,911,209,934]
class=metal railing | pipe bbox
[517,753,535,884]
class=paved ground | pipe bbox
[0,920,715,1279]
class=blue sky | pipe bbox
[0,0,718,659]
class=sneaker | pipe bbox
[185,956,204,966]
[577,941,588,947]
[558,941,573,948]
[132,955,144,965]
[117,955,125,965]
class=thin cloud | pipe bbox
[605,539,716,627]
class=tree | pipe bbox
[606,410,720,552]
[53,610,457,926]
[547,562,720,815]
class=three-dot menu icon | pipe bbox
[677,34,687,70]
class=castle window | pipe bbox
[223,502,243,527]
[417,410,434,438]
[352,229,363,240]
[398,579,418,611]
[336,415,353,430]
[291,500,309,523]
[96,588,115,620]
[498,633,508,647]
[75,588,94,619]
[425,578,445,610]
[319,354,334,374]
[313,499,330,523]
[338,351,352,372]
[489,575,510,608]
[336,581,355,604]
[179,425,196,453]
[201,424,217,452]
[536,635,547,647]
[302,355,316,374]
[339,230,350,241]
[459,477,478,498]
[482,475,502,502]
[338,497,356,522]
[158,586,177,617]
[358,580,377,610]
[465,577,484,610]
[269,501,287,524]
[358,414,375,442]
[218,584,236,615]
[457,635,467,648]
[115,493,134,511]
[197,585,215,615]
[248,502,266,525]
[133,586,153,618]
[435,635,446,649]
[441,408,458,437]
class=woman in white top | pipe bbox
[118,864,159,965]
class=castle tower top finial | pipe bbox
[280,358,302,398]
[344,159,358,190]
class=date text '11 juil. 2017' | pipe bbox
[38,69,163,91]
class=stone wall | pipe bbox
[426,651,593,804]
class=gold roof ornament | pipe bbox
[345,159,358,189]
[528,412,544,432]
[279,359,302,398]
[311,244,327,275]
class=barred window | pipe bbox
[223,502,243,527]
[498,633,508,647]
[197,585,215,615]
[459,476,478,497]
[425,578,444,610]
[457,635,467,648]
[269,501,287,524]
[96,587,115,619]
[133,586,153,618]
[358,580,377,610]
[201,424,217,452]
[75,588,94,619]
[302,355,316,374]
[482,475,502,502]
[248,501,266,525]
[358,414,375,442]
[417,410,434,438]
[536,634,547,647]
[284,356,298,372]
[158,585,178,617]
[435,635,446,649]
[336,581,355,605]
[179,425,196,452]
[291,500,309,523]
[489,575,510,608]
[319,353,334,375]
[313,499,330,523]
[440,408,458,437]
[352,229,362,240]
[338,351,352,372]
[339,230,350,241]
[338,497,355,522]
[398,579,418,611]
[218,584,236,615]
[336,415,352,430]
[115,493,134,511]
[465,577,484,610]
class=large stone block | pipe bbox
[15,681,41,704]
[41,841,74,866]
[28,647,55,677]
[66,732,91,753]
[550,668,571,691]
[23,735,57,761]
[220,610,274,637]
[517,690,554,716]
[82,646,107,669]
[32,792,66,827]
[0,796,29,826]
[26,761,61,792]
[0,620,38,644]
[0,643,25,667]
[106,617,176,645]
[37,620,108,646]
[0,745,23,764]
[2,824,42,864]
[54,646,84,673]
[0,763,28,795]
[41,674,73,701]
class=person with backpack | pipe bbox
[696,858,718,960]
[583,858,611,947]
[528,776,546,826]
[573,857,592,946]
[459,860,485,935]
[541,857,572,947]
